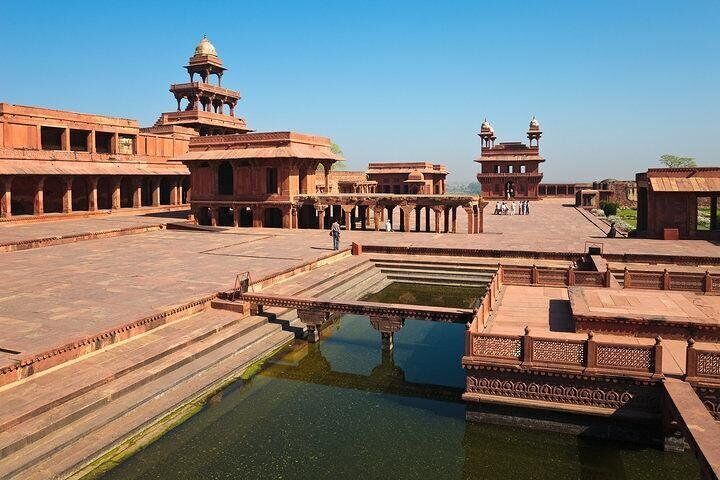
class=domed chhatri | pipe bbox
[529,116,541,131]
[194,35,217,56]
[480,118,494,133]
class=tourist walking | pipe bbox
[330,219,341,250]
[511,202,516,215]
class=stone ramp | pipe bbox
[0,308,293,479]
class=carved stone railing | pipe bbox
[469,267,503,332]
[465,328,663,379]
[620,268,716,294]
[684,339,720,421]
[238,292,474,323]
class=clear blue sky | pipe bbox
[1,0,718,182]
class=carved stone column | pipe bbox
[34,176,45,215]
[341,205,355,230]
[210,207,218,227]
[111,177,121,209]
[170,178,180,205]
[0,176,12,218]
[451,206,457,233]
[463,206,474,234]
[232,207,240,227]
[291,205,299,229]
[373,205,382,231]
[88,176,99,212]
[369,315,405,350]
[415,206,421,231]
[425,207,431,232]
[443,206,450,233]
[316,205,326,229]
[132,178,142,208]
[401,205,413,233]
[297,309,330,343]
[432,206,444,233]
[151,179,161,206]
[62,176,73,214]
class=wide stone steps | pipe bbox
[0,312,292,479]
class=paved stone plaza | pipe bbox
[2,198,720,360]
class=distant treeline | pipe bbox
[445,182,481,194]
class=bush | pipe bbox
[600,201,618,217]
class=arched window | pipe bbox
[218,161,234,195]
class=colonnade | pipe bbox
[0,175,189,218]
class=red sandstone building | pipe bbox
[0,104,192,218]
[635,167,720,239]
[475,118,544,200]
[366,162,448,194]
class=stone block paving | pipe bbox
[1,197,719,362]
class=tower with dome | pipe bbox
[475,117,545,200]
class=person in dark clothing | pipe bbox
[607,222,617,238]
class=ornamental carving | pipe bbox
[465,371,660,412]
[597,345,651,371]
[694,386,720,420]
[573,272,604,287]
[472,336,521,359]
[697,352,720,377]
[631,273,663,289]
[669,274,704,292]
[537,270,567,286]
[532,340,584,365]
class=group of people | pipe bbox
[493,200,531,215]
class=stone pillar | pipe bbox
[425,207,431,232]
[0,176,12,218]
[291,205,299,229]
[369,315,404,351]
[297,309,330,343]
[252,207,263,227]
[711,195,718,231]
[170,178,180,205]
[321,162,331,193]
[151,179,161,206]
[415,206,421,232]
[401,205,413,233]
[34,176,45,215]
[433,207,443,233]
[233,207,240,227]
[451,206,457,233]
[373,206,382,231]
[178,180,184,204]
[443,206,450,233]
[88,177,99,212]
[342,205,354,230]
[132,179,142,208]
[464,207,474,234]
[210,207,218,227]
[111,177,121,209]
[61,177,73,214]
[316,206,326,229]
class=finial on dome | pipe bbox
[529,116,541,131]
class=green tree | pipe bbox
[318,142,347,171]
[659,154,696,168]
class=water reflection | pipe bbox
[100,315,698,480]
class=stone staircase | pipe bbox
[0,308,293,480]
[370,257,496,286]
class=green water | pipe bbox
[362,282,485,309]
[100,314,698,480]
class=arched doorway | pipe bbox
[72,177,89,211]
[160,178,172,205]
[120,178,135,208]
[97,177,112,210]
[504,181,515,199]
[10,176,37,215]
[218,161,233,195]
[196,207,212,226]
[43,176,65,213]
[218,207,234,226]
[298,204,318,229]
[263,207,283,228]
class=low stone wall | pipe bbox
[685,340,720,421]
[0,224,166,253]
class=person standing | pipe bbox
[331,218,341,250]
[511,202,516,215]
[526,201,530,215]
[385,219,393,232]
